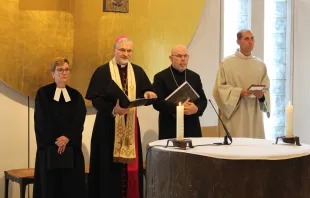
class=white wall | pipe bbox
[0,81,29,197]
[188,0,221,127]
[293,0,310,143]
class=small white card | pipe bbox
[248,84,266,91]
[247,84,266,98]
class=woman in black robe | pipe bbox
[33,57,87,198]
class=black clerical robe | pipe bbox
[33,83,87,198]
[153,66,208,139]
[85,62,152,198]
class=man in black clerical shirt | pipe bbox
[153,45,207,139]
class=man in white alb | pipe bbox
[213,29,270,139]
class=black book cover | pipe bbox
[165,81,200,104]
[46,146,74,170]
[106,80,155,108]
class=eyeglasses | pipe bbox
[56,68,71,73]
[172,54,189,59]
[117,48,133,54]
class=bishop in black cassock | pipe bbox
[85,36,156,198]
[33,58,87,198]
[153,45,207,139]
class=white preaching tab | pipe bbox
[61,88,71,102]
[53,88,71,102]
[53,88,62,102]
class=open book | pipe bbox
[165,81,200,103]
[106,80,156,108]
[247,84,266,98]
[248,84,266,91]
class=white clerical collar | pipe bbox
[236,49,253,59]
[53,87,71,102]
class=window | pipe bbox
[223,0,251,57]
[264,0,289,139]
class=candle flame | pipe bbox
[179,102,181,106]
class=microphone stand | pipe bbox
[209,99,232,145]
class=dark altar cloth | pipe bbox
[146,147,310,198]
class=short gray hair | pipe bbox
[237,29,252,40]
[113,37,133,49]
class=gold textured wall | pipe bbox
[0,0,74,96]
[0,0,205,103]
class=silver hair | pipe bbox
[113,37,133,49]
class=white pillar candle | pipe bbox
[285,101,293,137]
[176,103,184,141]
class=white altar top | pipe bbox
[148,138,310,160]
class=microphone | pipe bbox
[208,99,232,145]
